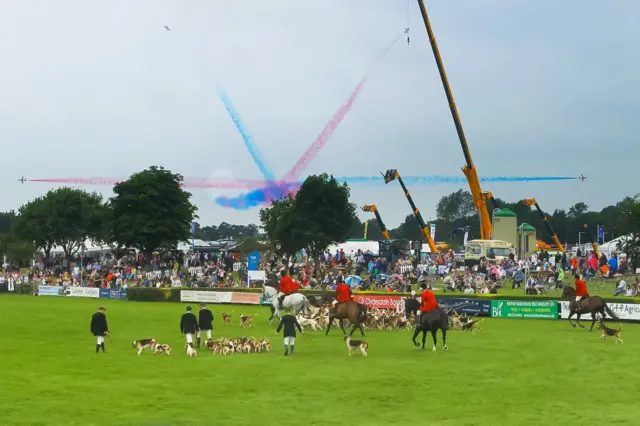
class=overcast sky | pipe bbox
[1,0,638,228]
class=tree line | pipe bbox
[2,168,639,269]
[0,166,197,265]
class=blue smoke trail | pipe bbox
[217,89,277,182]
[214,175,577,210]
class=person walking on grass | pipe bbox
[180,306,199,348]
[276,309,302,356]
[90,306,109,353]
[197,303,214,348]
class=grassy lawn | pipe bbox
[0,295,638,425]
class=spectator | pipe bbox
[613,278,626,296]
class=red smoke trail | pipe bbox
[282,35,401,182]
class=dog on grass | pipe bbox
[132,339,156,356]
[222,311,234,326]
[240,314,255,328]
[152,343,172,355]
[598,319,623,344]
[185,343,198,357]
[296,315,322,331]
[344,336,368,357]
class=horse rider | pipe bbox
[277,268,301,308]
[419,282,439,317]
[574,274,589,312]
[332,279,353,314]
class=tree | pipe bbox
[259,196,299,256]
[109,166,197,255]
[14,188,106,260]
[436,189,475,222]
[0,233,36,266]
[568,202,589,219]
[0,211,16,234]
[259,174,357,258]
[291,174,357,259]
[619,200,640,270]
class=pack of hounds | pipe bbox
[133,336,272,357]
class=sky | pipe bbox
[1,0,638,228]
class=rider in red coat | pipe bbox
[332,281,353,313]
[419,285,439,313]
[277,269,300,307]
[574,274,589,309]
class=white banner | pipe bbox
[68,287,100,298]
[430,224,436,241]
[558,301,640,321]
[180,290,233,304]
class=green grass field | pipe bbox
[0,295,638,426]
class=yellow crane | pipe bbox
[383,169,439,253]
[521,198,566,253]
[416,0,494,240]
[361,205,390,240]
[581,224,601,259]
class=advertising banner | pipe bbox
[354,294,403,310]
[247,251,261,271]
[68,287,100,298]
[39,285,62,296]
[439,297,491,316]
[231,292,261,305]
[98,288,128,300]
[491,300,558,319]
[558,301,640,321]
[180,291,232,304]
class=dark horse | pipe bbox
[326,301,367,337]
[561,285,619,331]
[411,309,449,351]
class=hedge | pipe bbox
[124,286,640,304]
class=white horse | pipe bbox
[262,285,312,324]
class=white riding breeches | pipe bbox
[185,333,193,344]
[575,296,582,302]
[197,329,212,339]
[284,336,295,346]
[277,292,285,299]
[97,336,104,344]
[331,300,338,306]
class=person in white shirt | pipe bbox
[613,279,627,296]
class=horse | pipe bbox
[561,285,619,331]
[262,285,312,324]
[325,300,367,337]
[411,308,449,351]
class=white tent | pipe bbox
[327,240,380,256]
[598,234,629,257]
[49,239,112,254]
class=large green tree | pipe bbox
[109,166,197,255]
[259,195,299,256]
[436,189,475,222]
[259,174,357,259]
[14,188,106,259]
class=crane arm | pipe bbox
[383,169,438,253]
[522,198,566,253]
[581,224,601,259]
[417,0,492,240]
[361,204,390,240]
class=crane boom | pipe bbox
[581,224,601,259]
[361,204,390,240]
[522,198,566,253]
[383,169,438,253]
[416,0,493,240]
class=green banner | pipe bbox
[490,300,558,319]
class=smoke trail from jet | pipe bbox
[217,89,277,182]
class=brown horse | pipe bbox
[325,301,367,336]
[561,285,619,331]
